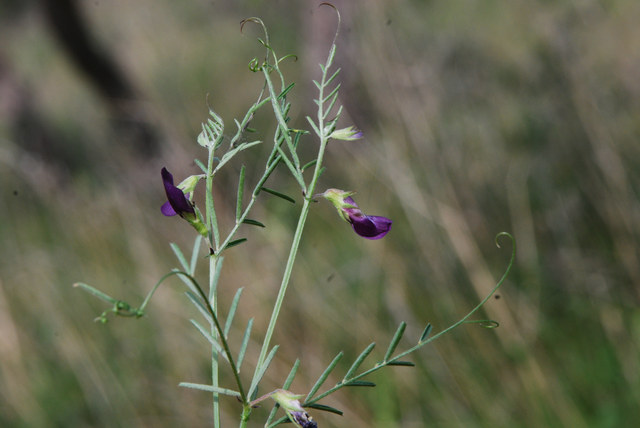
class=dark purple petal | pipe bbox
[161,201,177,216]
[349,213,393,239]
[343,196,392,239]
[161,167,195,217]
[290,411,318,428]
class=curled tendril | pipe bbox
[91,300,143,324]
[248,57,261,72]
[319,2,341,47]
[278,53,298,65]
[240,17,268,39]
[240,17,274,62]
[495,231,515,250]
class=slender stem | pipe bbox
[251,42,335,415]
[252,68,332,397]
[254,196,312,373]
[205,138,221,427]
[210,256,220,427]
[207,145,221,250]
[239,404,251,428]
[138,271,185,313]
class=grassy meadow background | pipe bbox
[1,0,639,426]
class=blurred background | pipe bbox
[1,0,639,426]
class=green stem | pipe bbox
[210,256,220,427]
[250,43,335,419]
[239,403,252,428]
[254,196,312,373]
[207,145,221,250]
[206,139,221,427]
[250,94,330,408]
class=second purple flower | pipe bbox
[320,189,392,240]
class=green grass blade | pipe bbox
[189,319,227,361]
[387,361,415,367]
[188,235,202,275]
[325,44,336,69]
[73,282,118,305]
[209,255,224,302]
[324,105,343,127]
[267,416,289,428]
[278,82,296,99]
[170,242,189,272]
[242,218,265,228]
[215,141,262,174]
[179,382,241,398]
[323,91,340,120]
[184,291,212,325]
[301,159,318,172]
[260,187,296,204]
[237,318,253,370]
[322,83,341,105]
[384,322,407,362]
[249,345,279,400]
[419,323,433,343]
[324,67,341,87]
[224,238,247,251]
[224,288,244,337]
[305,403,343,416]
[305,116,321,136]
[344,342,375,380]
[236,165,246,221]
[205,167,219,248]
[283,359,300,389]
[194,158,207,173]
[274,143,304,188]
[344,380,376,387]
[292,129,308,148]
[306,351,344,402]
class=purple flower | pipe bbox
[321,189,392,240]
[329,126,363,141]
[270,390,318,428]
[343,196,393,239]
[161,167,195,218]
[161,167,209,237]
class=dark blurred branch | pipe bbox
[41,0,159,156]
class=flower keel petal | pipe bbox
[161,167,195,218]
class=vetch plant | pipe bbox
[75,7,514,427]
